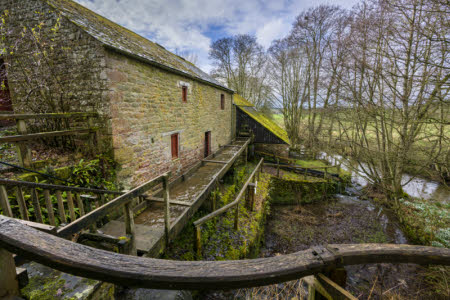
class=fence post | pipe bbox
[16,119,32,168]
[163,175,171,248]
[123,201,137,256]
[0,185,12,217]
[0,248,20,298]
[248,183,256,212]
[194,225,202,259]
[87,116,99,154]
[234,204,239,230]
[276,158,280,178]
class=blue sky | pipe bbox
[74,0,359,72]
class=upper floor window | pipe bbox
[220,94,225,110]
[182,86,187,102]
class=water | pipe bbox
[318,152,449,203]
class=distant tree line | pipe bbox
[209,0,449,201]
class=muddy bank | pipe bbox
[260,196,446,299]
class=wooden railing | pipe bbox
[193,158,264,258]
[0,216,449,296]
[0,112,99,167]
[0,178,120,228]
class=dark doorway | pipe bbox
[204,131,211,158]
[0,59,13,113]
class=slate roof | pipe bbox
[45,0,232,92]
[233,95,290,145]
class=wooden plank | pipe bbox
[193,157,263,227]
[66,191,76,222]
[146,196,191,207]
[0,128,97,143]
[16,119,32,168]
[55,190,67,224]
[43,190,55,226]
[123,202,137,256]
[202,160,228,164]
[0,112,98,120]
[57,173,168,238]
[1,219,449,290]
[163,175,170,247]
[14,219,57,234]
[0,185,12,217]
[304,276,332,300]
[316,274,356,300]
[31,189,43,223]
[15,187,29,221]
[0,248,19,298]
[75,194,85,216]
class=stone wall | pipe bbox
[105,50,233,186]
[0,0,112,150]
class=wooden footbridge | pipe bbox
[0,138,449,299]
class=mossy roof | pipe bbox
[45,0,231,92]
[233,95,290,145]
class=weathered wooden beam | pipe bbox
[1,217,449,290]
[15,186,29,221]
[0,112,98,120]
[0,128,98,143]
[67,191,76,222]
[316,273,356,300]
[202,159,228,164]
[55,190,67,225]
[0,247,19,298]
[146,196,191,207]
[123,202,137,256]
[43,189,56,226]
[0,185,12,217]
[304,275,332,300]
[163,175,171,248]
[57,173,167,238]
[13,219,56,234]
[16,119,32,168]
[31,188,43,223]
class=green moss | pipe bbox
[234,94,290,144]
[22,277,73,300]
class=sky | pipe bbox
[74,0,359,72]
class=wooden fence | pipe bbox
[0,112,99,167]
[193,158,264,258]
[0,217,449,296]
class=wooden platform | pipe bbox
[99,140,248,255]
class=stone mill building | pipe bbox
[0,0,289,186]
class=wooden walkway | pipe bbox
[100,139,249,255]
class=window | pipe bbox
[182,86,187,102]
[220,94,225,110]
[171,133,179,159]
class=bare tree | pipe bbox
[209,34,271,108]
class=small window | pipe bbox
[182,86,187,102]
[171,133,179,159]
[220,94,225,110]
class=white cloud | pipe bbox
[74,0,360,70]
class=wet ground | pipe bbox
[257,193,443,299]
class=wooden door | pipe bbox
[204,131,211,158]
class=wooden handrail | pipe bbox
[0,112,98,120]
[0,179,122,195]
[0,216,449,290]
[57,173,168,237]
[0,128,98,143]
[193,158,264,227]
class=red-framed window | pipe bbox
[182,86,187,102]
[220,94,225,110]
[171,133,179,158]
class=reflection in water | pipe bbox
[317,152,449,203]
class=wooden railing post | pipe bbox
[16,119,32,168]
[123,202,137,256]
[163,175,170,248]
[0,185,12,217]
[0,248,20,298]
[276,158,280,178]
[194,225,201,259]
[248,183,256,212]
[234,203,239,230]
[15,186,29,221]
